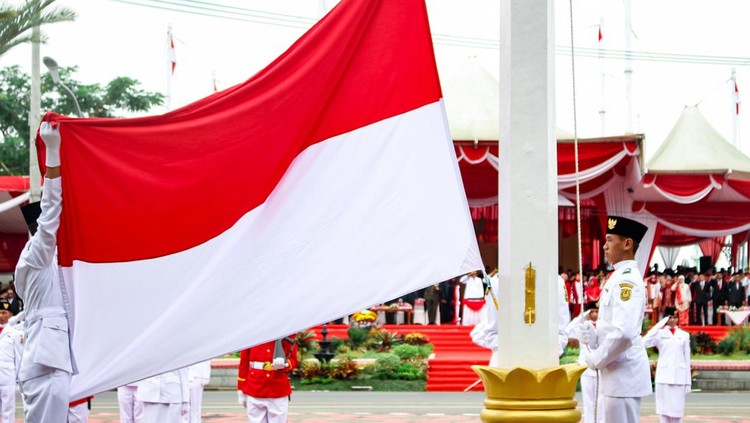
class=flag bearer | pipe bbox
[237,337,298,423]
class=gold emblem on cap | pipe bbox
[608,218,617,230]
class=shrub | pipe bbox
[690,332,717,355]
[347,327,372,349]
[403,332,430,345]
[724,327,750,354]
[328,336,344,353]
[416,344,434,357]
[370,329,401,352]
[330,356,361,380]
[392,344,420,360]
[374,353,401,376]
[297,359,322,379]
[396,363,426,380]
[295,331,318,356]
[717,337,737,356]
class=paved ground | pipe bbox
[16,390,749,422]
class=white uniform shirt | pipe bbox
[592,259,652,397]
[14,178,75,381]
[187,360,212,385]
[643,326,691,386]
[136,368,189,404]
[0,325,23,386]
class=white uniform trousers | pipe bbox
[21,369,71,423]
[244,395,289,423]
[656,383,687,421]
[580,374,605,423]
[117,385,142,423]
[660,416,682,423]
[0,385,16,423]
[140,402,184,423]
[188,380,205,422]
[604,396,641,423]
[68,402,89,423]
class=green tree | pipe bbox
[0,65,165,174]
[0,0,76,57]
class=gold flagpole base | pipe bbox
[472,364,586,423]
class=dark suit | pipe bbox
[728,281,745,307]
[691,280,711,325]
[712,279,730,325]
[423,285,440,325]
[439,280,456,325]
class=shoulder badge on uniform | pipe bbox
[619,282,634,289]
[620,287,632,301]
[622,268,631,275]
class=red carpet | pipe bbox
[307,324,490,392]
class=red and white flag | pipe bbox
[735,80,741,115]
[167,27,176,74]
[42,0,481,399]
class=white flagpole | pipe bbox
[167,24,174,111]
[598,18,606,136]
[732,68,740,149]
[623,0,634,134]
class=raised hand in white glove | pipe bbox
[579,321,597,348]
[272,357,286,370]
[237,390,246,407]
[39,121,61,167]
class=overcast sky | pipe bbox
[2,0,749,161]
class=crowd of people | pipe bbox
[561,265,750,327]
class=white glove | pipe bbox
[584,352,599,370]
[579,321,598,348]
[39,121,61,167]
[272,357,286,370]
[237,390,246,407]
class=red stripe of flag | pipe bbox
[48,0,442,266]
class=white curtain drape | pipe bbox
[658,246,680,270]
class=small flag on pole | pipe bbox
[168,26,177,75]
[735,80,741,115]
[598,25,603,42]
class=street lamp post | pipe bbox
[42,56,83,117]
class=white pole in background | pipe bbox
[732,68,740,149]
[623,0,634,134]
[598,17,606,136]
[166,24,174,111]
[29,26,42,202]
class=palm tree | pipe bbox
[0,0,76,57]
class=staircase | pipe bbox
[682,325,732,341]
[306,324,490,392]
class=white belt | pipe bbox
[249,361,274,371]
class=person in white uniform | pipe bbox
[581,215,652,423]
[67,396,91,423]
[117,382,142,423]
[16,121,76,423]
[0,320,23,422]
[187,360,212,422]
[643,307,691,423]
[470,274,571,365]
[135,368,190,422]
[567,307,604,423]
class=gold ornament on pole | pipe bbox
[524,262,536,325]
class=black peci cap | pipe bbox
[606,215,648,243]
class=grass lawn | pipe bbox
[291,378,426,391]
